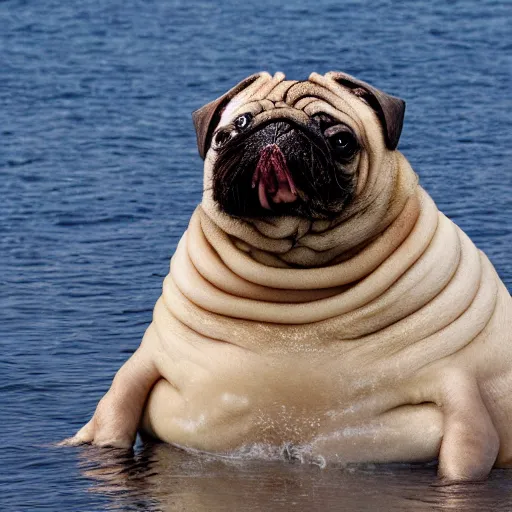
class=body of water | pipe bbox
[1,0,511,510]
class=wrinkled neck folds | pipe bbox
[201,150,418,269]
[187,153,423,305]
[170,178,431,328]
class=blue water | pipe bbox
[1,0,511,510]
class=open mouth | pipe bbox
[252,144,298,210]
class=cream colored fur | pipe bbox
[66,72,512,483]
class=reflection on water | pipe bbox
[77,442,512,511]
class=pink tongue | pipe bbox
[252,144,297,210]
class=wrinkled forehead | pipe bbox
[219,72,364,129]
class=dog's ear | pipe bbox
[192,73,263,159]
[326,71,405,150]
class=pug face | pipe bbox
[193,72,405,221]
[211,111,359,219]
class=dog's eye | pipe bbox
[234,113,253,131]
[326,127,359,160]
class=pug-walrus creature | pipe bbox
[66,71,512,482]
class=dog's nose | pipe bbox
[255,121,294,145]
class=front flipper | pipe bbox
[436,371,499,483]
[60,325,160,449]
